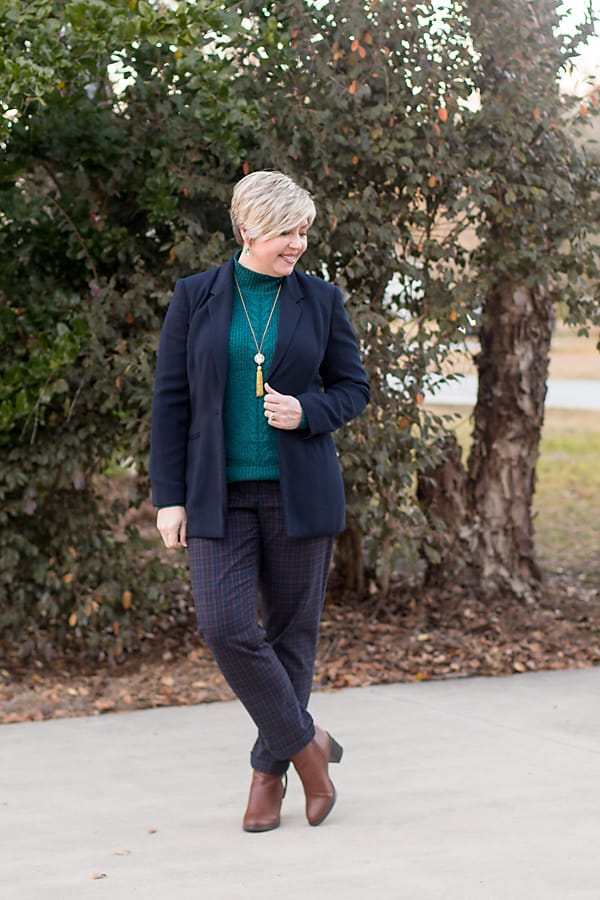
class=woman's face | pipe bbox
[242,222,309,277]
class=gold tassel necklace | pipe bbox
[233,273,282,397]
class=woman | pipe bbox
[150,170,369,832]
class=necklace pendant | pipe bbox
[254,352,265,365]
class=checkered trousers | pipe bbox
[188,480,333,775]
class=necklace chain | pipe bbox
[233,273,282,397]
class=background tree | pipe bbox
[417,0,600,599]
[236,0,476,593]
[2,0,598,661]
[0,0,252,655]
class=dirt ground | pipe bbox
[2,571,599,725]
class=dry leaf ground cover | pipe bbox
[2,329,599,724]
[2,575,599,724]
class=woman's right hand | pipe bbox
[157,505,187,549]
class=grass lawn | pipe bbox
[534,408,600,583]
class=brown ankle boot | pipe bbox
[291,725,343,827]
[242,770,287,833]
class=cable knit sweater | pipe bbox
[224,255,281,482]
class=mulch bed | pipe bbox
[1,574,599,725]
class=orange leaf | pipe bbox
[168,246,176,262]
[352,155,359,165]
[579,102,588,116]
[450,309,458,322]
[242,161,250,175]
[428,174,436,188]
[364,32,373,45]
[358,46,366,59]
[416,392,424,404]
[348,80,357,95]
[125,311,134,324]
[68,612,77,627]
[63,572,74,584]
[533,107,541,121]
[351,39,360,51]
[122,590,132,610]
[438,106,448,122]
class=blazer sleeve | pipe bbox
[296,287,369,436]
[149,279,191,507]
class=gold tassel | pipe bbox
[256,365,264,397]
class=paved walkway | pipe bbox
[2,667,600,900]
[426,374,600,410]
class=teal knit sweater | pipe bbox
[224,255,281,482]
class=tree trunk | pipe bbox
[465,281,553,596]
[419,280,554,599]
[417,433,470,588]
[333,526,365,595]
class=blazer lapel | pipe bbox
[267,272,303,382]
[207,260,234,398]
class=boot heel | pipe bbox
[327,733,343,763]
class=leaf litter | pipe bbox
[1,574,598,724]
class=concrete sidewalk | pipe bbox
[2,667,600,900]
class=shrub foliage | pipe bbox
[1,0,598,657]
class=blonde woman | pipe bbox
[150,171,369,832]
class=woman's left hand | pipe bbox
[263,383,303,430]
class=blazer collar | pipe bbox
[267,271,304,383]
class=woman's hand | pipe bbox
[157,505,187,548]
[263,383,303,430]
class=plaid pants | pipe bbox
[188,481,333,775]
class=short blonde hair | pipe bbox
[230,170,316,245]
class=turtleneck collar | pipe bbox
[234,251,283,293]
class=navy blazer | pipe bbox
[150,258,369,538]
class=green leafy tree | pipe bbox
[236,0,476,592]
[0,0,252,655]
[417,0,600,598]
[2,0,598,663]
[238,0,600,600]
